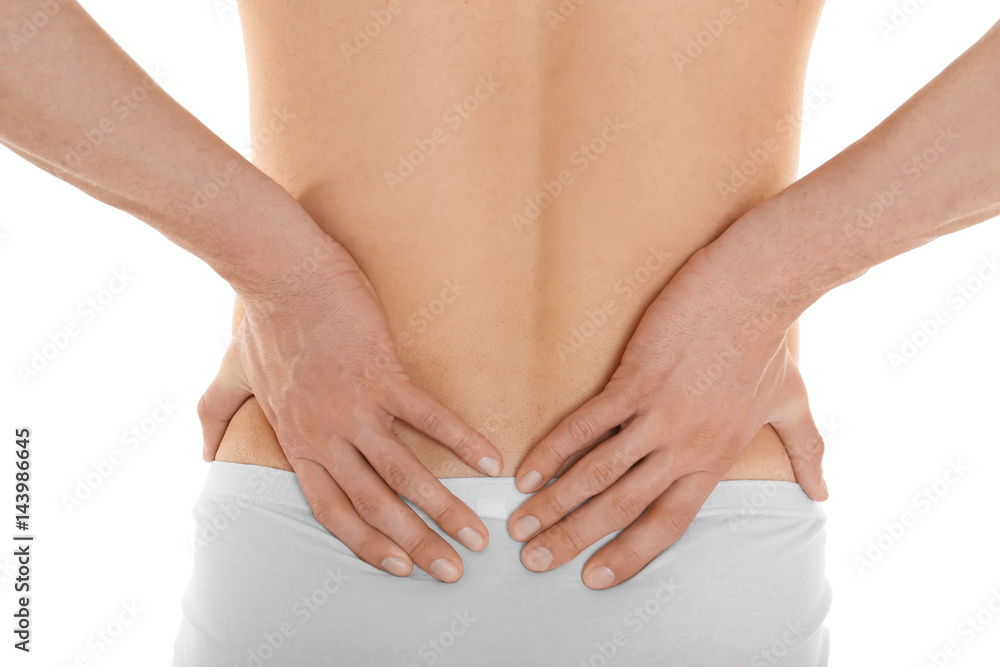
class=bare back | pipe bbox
[216,0,827,479]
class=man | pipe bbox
[3,0,998,664]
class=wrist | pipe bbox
[226,218,346,306]
[693,191,837,337]
[172,166,344,299]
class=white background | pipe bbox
[2,1,1000,665]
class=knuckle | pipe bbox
[568,414,599,445]
[616,543,646,572]
[380,461,413,492]
[399,531,436,560]
[538,492,567,521]
[196,394,210,420]
[805,434,826,457]
[789,433,825,461]
[710,446,739,472]
[354,360,384,396]
[608,493,644,527]
[350,492,384,524]
[613,375,648,407]
[663,511,693,542]
[413,480,437,504]
[351,534,376,560]
[429,500,458,527]
[284,401,322,444]
[443,429,475,460]
[418,410,443,436]
[686,426,719,460]
[310,500,337,531]
[584,458,621,492]
[548,522,589,554]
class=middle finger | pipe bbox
[518,451,674,572]
[508,424,652,542]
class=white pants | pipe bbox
[173,462,831,666]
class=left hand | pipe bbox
[505,246,829,589]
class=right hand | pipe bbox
[197,232,503,583]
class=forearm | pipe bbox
[0,0,330,295]
[704,18,1000,325]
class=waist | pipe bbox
[214,372,798,481]
[219,204,803,479]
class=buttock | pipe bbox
[173,462,831,666]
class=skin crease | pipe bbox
[215,0,825,486]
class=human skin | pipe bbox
[213,0,832,583]
[505,15,1000,588]
[0,0,508,582]
[4,0,990,605]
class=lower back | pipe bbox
[216,0,827,480]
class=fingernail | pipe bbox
[430,558,461,583]
[522,546,552,572]
[821,478,829,499]
[584,565,615,590]
[518,470,543,493]
[510,515,540,541]
[477,456,502,477]
[381,556,411,577]
[457,527,485,551]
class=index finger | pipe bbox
[516,388,635,493]
[382,381,504,477]
[582,470,721,590]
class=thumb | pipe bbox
[768,359,829,502]
[197,325,253,462]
